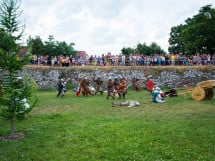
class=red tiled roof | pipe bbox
[76,51,88,57]
[17,47,28,56]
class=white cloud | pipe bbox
[21,0,215,55]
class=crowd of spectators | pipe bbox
[30,53,215,67]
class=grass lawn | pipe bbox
[0,88,215,161]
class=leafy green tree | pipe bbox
[121,47,135,55]
[168,24,186,54]
[27,35,76,59]
[135,42,164,55]
[122,42,165,55]
[0,0,36,139]
[55,41,76,56]
[149,42,165,55]
[43,35,57,56]
[27,36,44,56]
[136,43,150,55]
[168,5,215,55]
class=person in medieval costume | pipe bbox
[152,87,165,103]
[146,76,154,93]
[118,77,127,99]
[113,76,120,97]
[57,78,69,97]
[94,76,104,95]
[131,77,141,92]
[76,77,92,96]
[106,78,115,100]
[164,88,178,97]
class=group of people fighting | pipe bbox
[74,76,128,100]
[56,76,128,100]
[56,76,177,103]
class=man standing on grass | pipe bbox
[94,76,104,95]
[118,77,127,99]
[57,78,69,97]
[106,78,115,100]
[57,79,65,97]
[76,77,92,96]
[146,76,154,93]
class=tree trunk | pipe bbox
[10,116,15,139]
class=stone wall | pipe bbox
[19,66,215,90]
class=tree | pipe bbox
[149,42,165,55]
[55,41,76,56]
[43,35,57,56]
[121,47,135,55]
[27,36,44,56]
[136,43,150,55]
[168,5,215,55]
[0,0,36,139]
[41,35,76,56]
[168,24,186,54]
[27,35,76,61]
[121,42,165,56]
[135,42,165,55]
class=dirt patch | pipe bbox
[0,132,25,141]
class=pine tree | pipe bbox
[0,0,37,139]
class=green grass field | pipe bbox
[1,88,215,161]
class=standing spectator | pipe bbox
[118,54,122,66]
[125,55,130,66]
[121,54,125,66]
[102,54,105,66]
[212,55,215,65]
[89,55,93,65]
[110,55,114,66]
[96,56,101,66]
[170,54,175,65]
[161,55,166,65]
[114,55,119,66]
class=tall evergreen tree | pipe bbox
[0,0,36,139]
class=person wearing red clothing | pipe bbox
[76,77,92,96]
[146,77,154,93]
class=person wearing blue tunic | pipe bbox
[152,87,165,103]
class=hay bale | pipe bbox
[196,80,215,88]
[191,86,206,101]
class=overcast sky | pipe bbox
[20,0,215,55]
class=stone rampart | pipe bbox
[19,66,215,90]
